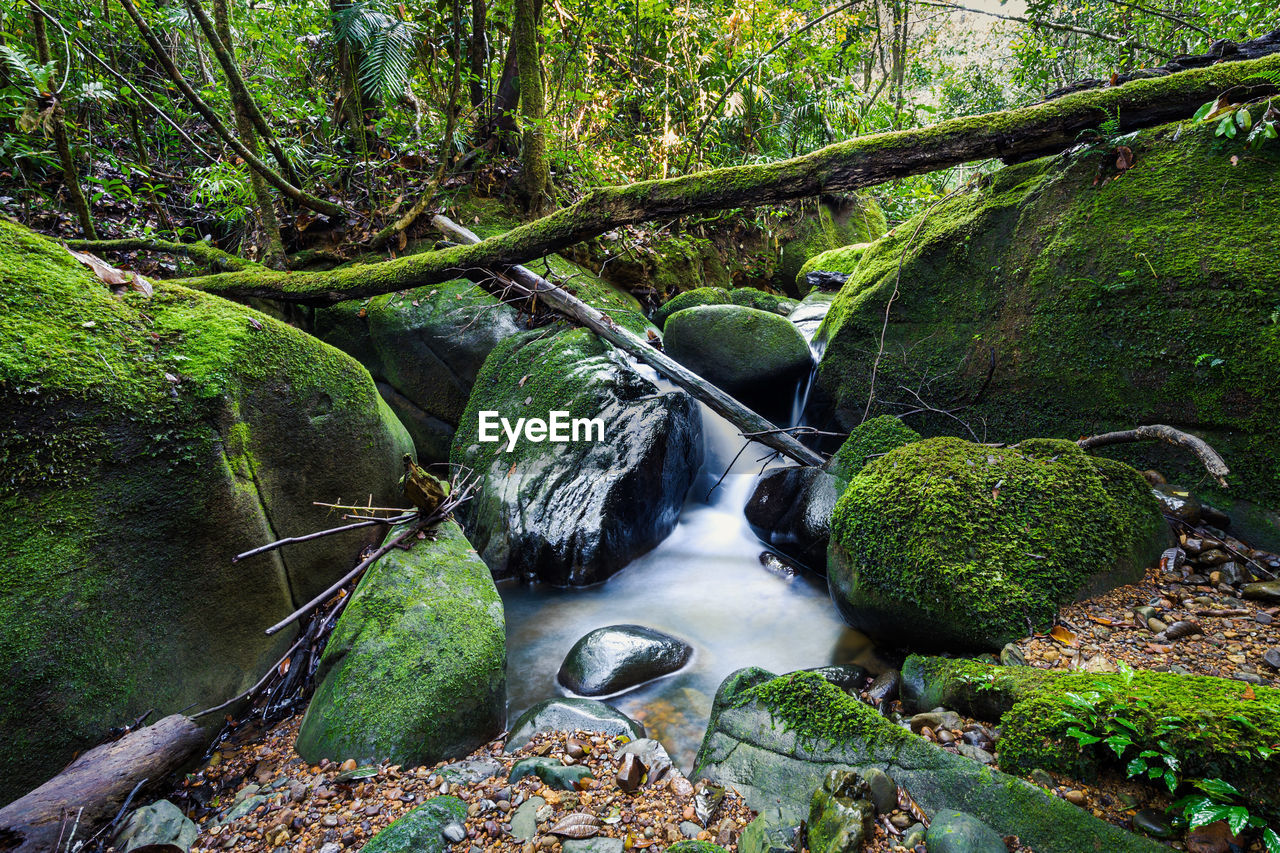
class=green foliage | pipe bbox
[333,1,419,103]
[1171,779,1280,850]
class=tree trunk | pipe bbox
[180,48,1280,304]
[32,10,96,239]
[514,0,551,212]
[435,215,825,467]
[0,715,206,853]
[483,37,521,147]
[469,0,487,112]
[210,0,286,268]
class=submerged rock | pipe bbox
[828,437,1170,650]
[453,329,702,586]
[745,467,839,574]
[815,117,1280,507]
[504,698,646,750]
[664,305,812,406]
[0,220,412,803]
[693,668,1165,853]
[558,624,693,696]
[295,521,506,767]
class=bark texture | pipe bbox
[180,51,1280,304]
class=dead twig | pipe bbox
[1077,424,1229,488]
[231,514,414,563]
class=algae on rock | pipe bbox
[0,219,412,804]
[815,116,1280,507]
[295,520,506,767]
[828,437,1169,650]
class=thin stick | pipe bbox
[313,501,410,513]
[264,523,420,636]
[191,635,305,718]
[231,514,414,563]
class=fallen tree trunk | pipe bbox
[435,216,826,467]
[177,51,1280,305]
[0,715,206,853]
[65,237,260,272]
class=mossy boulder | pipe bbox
[361,795,466,853]
[571,231,734,304]
[825,415,921,485]
[0,220,412,804]
[728,287,797,316]
[654,287,731,328]
[296,520,505,767]
[815,117,1280,509]
[796,243,873,294]
[314,279,524,462]
[828,437,1169,650]
[777,196,887,294]
[902,656,1280,811]
[664,305,812,407]
[452,328,702,586]
[692,668,1164,853]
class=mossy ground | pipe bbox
[829,437,1168,648]
[816,114,1280,506]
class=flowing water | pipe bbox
[499,296,885,772]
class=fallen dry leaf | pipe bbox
[66,247,153,297]
[1049,625,1078,647]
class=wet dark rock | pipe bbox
[925,810,1006,853]
[1153,485,1201,525]
[866,670,901,706]
[558,624,693,696]
[799,271,850,293]
[504,698,645,750]
[1131,809,1174,839]
[453,329,702,586]
[1243,582,1280,603]
[801,665,870,694]
[999,643,1027,667]
[758,552,799,579]
[858,768,898,815]
[745,467,839,574]
[1264,649,1280,671]
[616,753,646,792]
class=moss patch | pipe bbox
[816,115,1280,507]
[828,437,1169,649]
[826,415,921,484]
[734,670,913,752]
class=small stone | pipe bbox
[443,821,467,843]
[668,776,694,799]
[1243,581,1280,603]
[339,758,358,773]
[1063,790,1086,806]
[680,821,701,838]
[1147,618,1168,634]
[1131,809,1174,838]
[1028,769,1054,788]
[1265,649,1280,671]
[615,753,646,793]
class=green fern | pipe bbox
[1244,68,1280,87]
[332,1,418,103]
[0,44,56,94]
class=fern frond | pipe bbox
[358,19,417,102]
[0,44,55,93]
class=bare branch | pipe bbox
[1078,424,1230,487]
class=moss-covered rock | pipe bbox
[295,520,505,767]
[314,279,525,462]
[664,305,812,407]
[815,117,1280,508]
[796,243,873,293]
[828,437,1169,650]
[452,328,702,585]
[825,415,921,485]
[361,795,466,853]
[0,220,412,804]
[728,287,797,316]
[777,197,887,294]
[901,656,1280,811]
[654,287,731,328]
[692,668,1164,853]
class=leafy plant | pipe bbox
[332,1,419,103]
[1171,779,1280,852]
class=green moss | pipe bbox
[362,795,468,853]
[778,197,888,289]
[654,286,731,327]
[826,415,921,484]
[829,437,1168,649]
[816,113,1280,506]
[734,670,912,752]
[727,287,796,316]
[798,242,874,285]
[668,842,729,853]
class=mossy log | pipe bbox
[177,52,1280,305]
[64,237,260,272]
[435,216,825,466]
[0,715,205,853]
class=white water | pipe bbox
[500,312,881,771]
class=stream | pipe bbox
[499,293,885,772]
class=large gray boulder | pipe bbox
[693,668,1165,853]
[0,220,412,804]
[295,520,506,767]
[452,329,702,586]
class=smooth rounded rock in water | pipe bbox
[664,305,812,403]
[558,624,693,696]
[745,467,839,574]
[361,796,467,853]
[925,810,1005,853]
[505,698,645,750]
